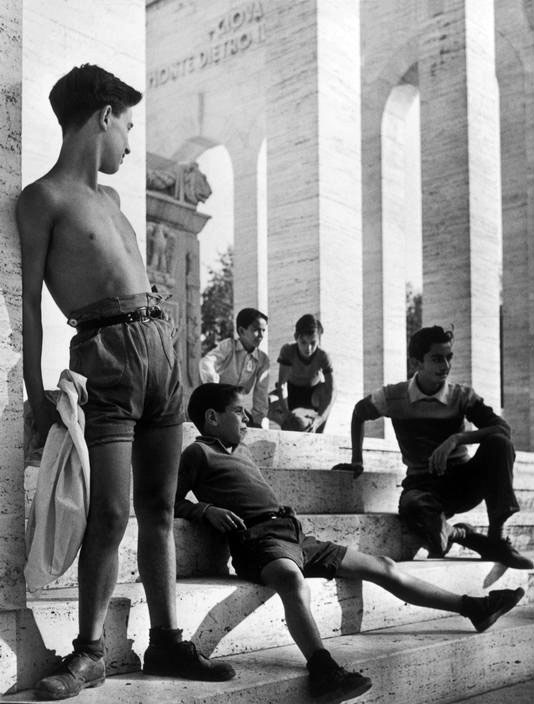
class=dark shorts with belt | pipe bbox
[68,293,183,448]
[228,508,347,584]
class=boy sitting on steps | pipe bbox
[176,382,525,703]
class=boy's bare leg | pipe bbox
[337,547,462,611]
[133,423,235,681]
[78,441,133,639]
[132,424,182,627]
[261,558,372,699]
[261,558,323,658]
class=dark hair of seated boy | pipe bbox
[176,383,525,702]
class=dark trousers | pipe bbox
[398,434,519,554]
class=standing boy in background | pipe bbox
[17,63,234,700]
[333,325,532,569]
[199,307,269,428]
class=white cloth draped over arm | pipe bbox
[24,369,90,593]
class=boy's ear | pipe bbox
[236,326,245,337]
[205,408,218,427]
[98,105,113,131]
[409,356,422,371]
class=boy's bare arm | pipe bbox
[276,364,291,417]
[331,398,371,476]
[16,182,60,441]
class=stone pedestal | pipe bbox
[146,190,210,406]
[265,0,362,433]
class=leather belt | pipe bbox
[69,306,164,331]
[244,506,294,529]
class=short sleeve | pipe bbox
[277,343,293,366]
[369,387,389,416]
[321,350,334,375]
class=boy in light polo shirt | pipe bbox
[333,326,533,569]
[199,308,269,428]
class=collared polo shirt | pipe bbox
[357,375,505,475]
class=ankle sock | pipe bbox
[72,636,105,661]
[307,649,338,675]
[149,626,183,647]
[459,595,483,621]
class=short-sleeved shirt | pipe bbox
[357,375,505,476]
[277,343,333,387]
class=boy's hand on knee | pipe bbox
[428,435,458,475]
[331,461,364,479]
[205,506,247,533]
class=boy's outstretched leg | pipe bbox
[337,547,525,631]
[133,424,235,682]
[261,558,372,701]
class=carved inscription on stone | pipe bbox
[148,1,265,88]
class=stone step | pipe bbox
[38,509,534,590]
[4,607,534,703]
[25,425,534,517]
[25,558,533,679]
[450,678,534,703]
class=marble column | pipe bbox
[419,0,501,409]
[496,0,534,449]
[265,0,362,433]
[229,135,265,315]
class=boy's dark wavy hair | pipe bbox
[188,383,244,433]
[236,307,268,330]
[295,314,323,337]
[49,64,142,132]
[408,325,454,361]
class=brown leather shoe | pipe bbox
[143,639,235,681]
[34,651,105,700]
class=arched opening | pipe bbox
[381,77,422,382]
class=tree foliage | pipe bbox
[406,282,423,377]
[200,246,234,355]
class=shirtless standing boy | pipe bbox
[17,64,234,700]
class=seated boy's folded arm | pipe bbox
[175,445,213,521]
[331,395,380,474]
[198,338,232,383]
[251,360,270,425]
[464,397,511,440]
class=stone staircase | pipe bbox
[4,425,534,702]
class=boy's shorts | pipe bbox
[228,510,347,584]
[68,293,183,448]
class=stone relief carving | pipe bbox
[146,221,178,292]
[146,161,212,206]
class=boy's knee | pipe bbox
[374,555,396,574]
[480,433,514,455]
[135,494,175,527]
[264,562,306,595]
[89,503,129,543]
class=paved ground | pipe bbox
[452,678,534,703]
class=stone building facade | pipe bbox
[146,0,534,442]
[2,0,534,691]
